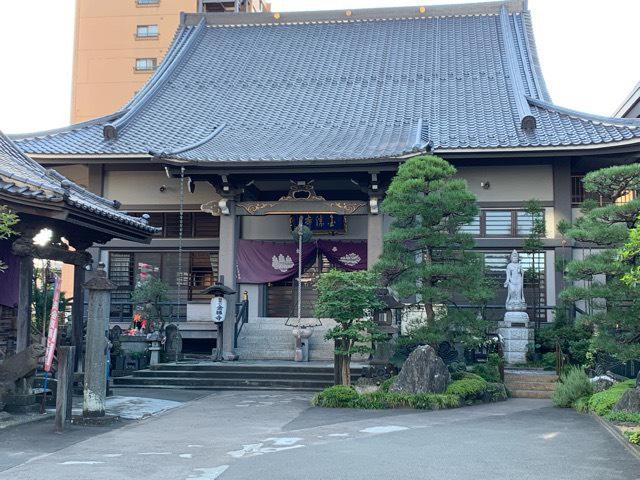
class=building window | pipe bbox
[136,25,158,38]
[137,0,160,5]
[135,58,157,71]
[108,250,219,320]
[203,1,238,12]
[572,174,636,206]
[460,209,544,237]
[133,212,220,238]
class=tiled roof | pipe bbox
[13,1,640,162]
[0,131,159,234]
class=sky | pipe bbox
[0,0,638,134]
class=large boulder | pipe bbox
[612,388,640,413]
[590,375,616,393]
[390,345,450,394]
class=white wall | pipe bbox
[104,170,219,206]
[457,165,553,202]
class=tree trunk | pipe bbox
[341,352,351,386]
[422,249,435,322]
[333,339,341,385]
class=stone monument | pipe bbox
[497,250,533,364]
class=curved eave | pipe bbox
[434,137,640,157]
[528,97,640,128]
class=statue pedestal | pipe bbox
[498,311,533,365]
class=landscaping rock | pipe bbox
[612,388,640,413]
[389,345,450,394]
[590,375,616,393]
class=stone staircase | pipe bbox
[504,368,558,399]
[112,361,362,391]
[234,317,338,361]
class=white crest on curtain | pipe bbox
[339,253,361,267]
[272,254,294,272]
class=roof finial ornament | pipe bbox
[103,124,117,140]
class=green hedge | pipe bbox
[446,373,488,402]
[312,385,460,410]
[313,373,507,410]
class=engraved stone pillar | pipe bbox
[82,263,116,417]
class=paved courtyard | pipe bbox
[0,390,637,480]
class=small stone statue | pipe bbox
[504,250,526,311]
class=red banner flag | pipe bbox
[44,275,61,373]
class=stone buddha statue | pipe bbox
[504,250,526,312]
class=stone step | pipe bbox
[133,370,335,381]
[508,389,553,399]
[112,376,337,391]
[504,373,558,383]
[148,364,357,374]
[505,381,556,391]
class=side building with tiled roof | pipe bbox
[13,0,640,359]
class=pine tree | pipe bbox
[560,164,640,362]
[374,155,492,347]
[315,270,386,385]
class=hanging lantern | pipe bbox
[291,223,313,243]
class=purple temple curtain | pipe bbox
[0,240,20,308]
[317,240,367,271]
[236,239,318,284]
[236,239,368,283]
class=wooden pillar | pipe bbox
[218,199,238,360]
[367,197,384,268]
[72,264,86,371]
[15,255,33,352]
[553,159,572,300]
[55,345,75,432]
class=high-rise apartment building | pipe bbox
[71,0,269,123]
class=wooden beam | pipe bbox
[11,237,92,266]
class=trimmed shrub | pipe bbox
[574,396,591,413]
[605,411,640,424]
[380,376,397,393]
[587,380,635,416]
[624,431,640,445]
[552,366,592,408]
[485,382,508,402]
[446,373,488,401]
[351,392,390,410]
[312,385,359,408]
[411,393,460,410]
[468,354,502,383]
[383,392,414,408]
[313,388,466,410]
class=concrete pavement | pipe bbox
[0,390,637,480]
